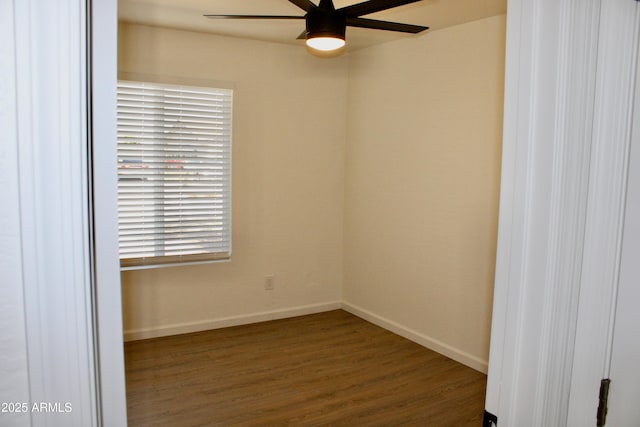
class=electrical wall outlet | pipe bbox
[264,275,275,291]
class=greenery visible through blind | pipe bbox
[117,80,232,268]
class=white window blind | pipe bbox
[116,80,232,268]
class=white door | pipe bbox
[605,52,640,426]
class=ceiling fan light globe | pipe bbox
[306,36,345,51]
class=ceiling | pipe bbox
[119,0,507,52]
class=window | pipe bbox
[116,79,233,268]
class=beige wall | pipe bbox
[343,15,506,370]
[118,16,506,371]
[118,23,347,338]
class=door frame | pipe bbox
[89,0,128,424]
[604,51,640,424]
[485,0,640,425]
[11,0,126,425]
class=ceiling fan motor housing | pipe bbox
[306,9,346,40]
[204,0,429,50]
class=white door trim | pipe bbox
[12,0,126,425]
[14,0,98,425]
[89,0,128,424]
[605,49,640,424]
[486,0,640,425]
[567,2,640,425]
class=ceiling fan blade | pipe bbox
[346,17,428,33]
[204,14,304,20]
[296,30,308,40]
[288,0,317,12]
[340,0,422,17]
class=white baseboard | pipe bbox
[341,302,488,374]
[124,300,488,374]
[123,301,342,341]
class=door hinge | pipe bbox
[596,378,611,427]
[483,410,498,427]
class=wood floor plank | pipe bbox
[125,310,486,426]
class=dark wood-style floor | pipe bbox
[125,310,486,426]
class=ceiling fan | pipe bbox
[204,0,429,52]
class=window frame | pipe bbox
[116,73,234,270]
